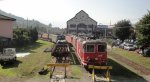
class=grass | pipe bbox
[70,47,80,65]
[107,58,141,78]
[0,66,17,77]
[110,48,150,69]
[69,46,82,78]
[0,40,82,79]
[70,65,82,78]
[17,40,54,77]
[0,40,54,77]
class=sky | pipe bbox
[0,0,150,28]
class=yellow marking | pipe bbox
[92,69,95,81]
[88,65,112,69]
[89,65,112,82]
[47,63,70,67]
[106,69,111,81]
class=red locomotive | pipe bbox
[65,34,107,66]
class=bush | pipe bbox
[13,28,38,46]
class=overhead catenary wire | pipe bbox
[110,24,150,29]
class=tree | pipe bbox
[13,28,30,46]
[135,11,150,46]
[29,28,38,42]
[113,19,132,41]
[13,28,38,46]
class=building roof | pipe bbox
[0,36,10,40]
[0,14,16,21]
[67,10,97,25]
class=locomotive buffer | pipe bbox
[47,42,70,82]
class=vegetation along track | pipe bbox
[108,49,150,75]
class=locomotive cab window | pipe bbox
[85,44,95,53]
[98,45,106,52]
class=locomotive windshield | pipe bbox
[57,35,65,40]
[84,44,95,53]
[98,45,106,52]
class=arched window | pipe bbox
[77,23,87,28]
[70,24,76,28]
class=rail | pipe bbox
[47,41,71,82]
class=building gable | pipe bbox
[67,10,97,34]
[67,10,97,25]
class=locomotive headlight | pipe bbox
[95,58,98,60]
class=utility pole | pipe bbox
[105,27,107,40]
[27,18,28,28]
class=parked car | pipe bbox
[119,43,125,49]
[115,39,122,46]
[124,44,135,51]
[142,47,150,57]
[0,48,16,65]
[119,42,127,49]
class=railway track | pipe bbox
[46,41,112,82]
[48,58,70,82]
[47,42,71,82]
[80,65,112,82]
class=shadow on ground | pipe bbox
[83,58,148,82]
[107,58,147,82]
[66,76,80,79]
[69,46,81,65]
[15,41,44,53]
[1,60,22,69]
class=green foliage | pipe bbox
[136,11,150,46]
[113,19,132,41]
[13,28,38,46]
[29,28,38,42]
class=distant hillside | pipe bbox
[0,10,65,34]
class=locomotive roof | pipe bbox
[82,39,106,45]
[66,34,107,45]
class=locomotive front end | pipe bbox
[82,40,107,66]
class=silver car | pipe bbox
[124,44,135,51]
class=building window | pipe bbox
[88,25,93,28]
[77,23,86,29]
[70,24,76,28]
